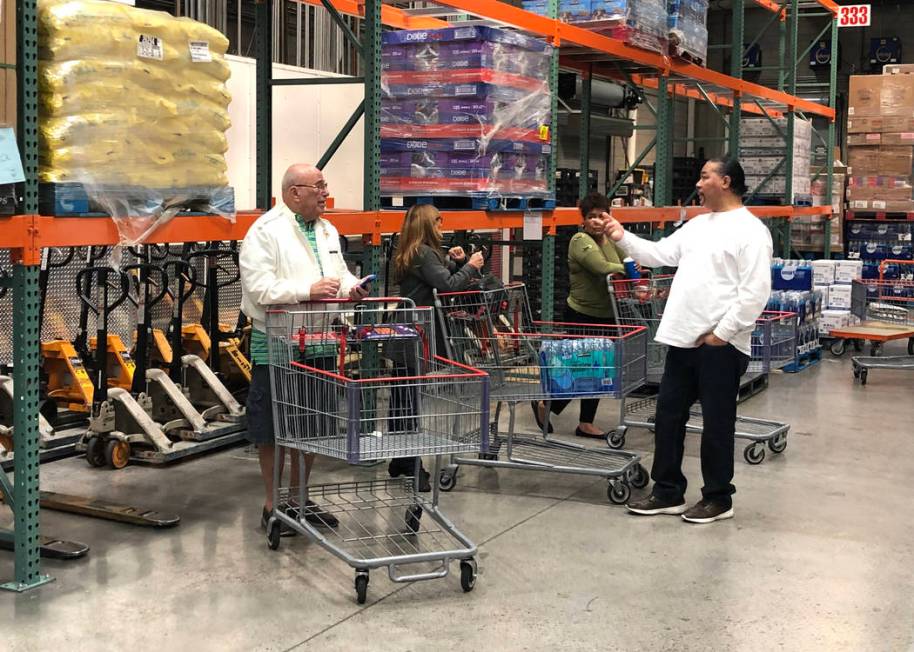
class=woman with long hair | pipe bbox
[388,204,485,489]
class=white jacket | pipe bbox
[618,206,772,356]
[240,203,360,332]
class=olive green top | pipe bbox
[566,231,625,319]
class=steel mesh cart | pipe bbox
[265,298,489,603]
[609,276,797,465]
[434,283,650,505]
[845,262,914,385]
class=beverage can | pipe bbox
[623,257,640,279]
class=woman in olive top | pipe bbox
[389,204,485,489]
[532,192,626,438]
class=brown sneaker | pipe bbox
[681,499,734,524]
[626,494,687,516]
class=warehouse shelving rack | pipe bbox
[1,0,835,590]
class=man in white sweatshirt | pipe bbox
[240,163,369,535]
[603,157,772,523]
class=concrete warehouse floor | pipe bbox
[2,345,913,652]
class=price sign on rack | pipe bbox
[838,4,871,28]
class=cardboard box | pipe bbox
[827,284,853,309]
[849,75,883,116]
[848,146,914,176]
[819,308,851,333]
[835,260,863,284]
[882,116,914,132]
[847,133,883,146]
[885,64,914,75]
[847,182,914,201]
[849,199,914,213]
[812,260,836,285]
[847,116,884,134]
[849,74,914,117]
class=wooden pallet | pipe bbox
[845,210,914,222]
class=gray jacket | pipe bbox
[398,244,481,308]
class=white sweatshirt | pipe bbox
[240,203,359,332]
[617,207,773,356]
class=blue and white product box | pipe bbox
[834,260,863,284]
[771,259,814,291]
[812,259,836,285]
[828,283,853,309]
[819,308,851,333]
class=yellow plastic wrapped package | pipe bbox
[37,0,235,244]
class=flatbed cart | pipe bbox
[434,283,650,505]
[609,276,798,465]
[265,298,489,604]
[844,263,914,385]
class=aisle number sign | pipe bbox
[838,4,871,28]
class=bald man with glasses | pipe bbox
[240,163,369,536]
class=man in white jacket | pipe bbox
[603,157,772,524]
[240,163,369,534]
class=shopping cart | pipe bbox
[610,276,797,465]
[433,283,650,505]
[847,260,914,385]
[265,298,489,603]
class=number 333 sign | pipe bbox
[838,4,871,28]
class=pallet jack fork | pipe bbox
[165,254,246,427]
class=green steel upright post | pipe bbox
[783,0,799,258]
[2,0,51,593]
[255,0,273,211]
[362,0,382,294]
[728,0,745,156]
[654,76,672,208]
[824,14,838,258]
[578,67,592,201]
[540,0,559,322]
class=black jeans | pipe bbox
[549,303,613,424]
[650,344,750,509]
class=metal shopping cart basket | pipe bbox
[611,275,798,465]
[848,260,914,385]
[265,298,490,603]
[433,283,650,506]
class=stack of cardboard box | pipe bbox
[739,116,813,201]
[1,0,15,128]
[792,165,845,252]
[846,68,914,213]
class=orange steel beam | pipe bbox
[0,206,831,254]
[427,0,835,119]
[751,0,839,17]
[292,0,448,29]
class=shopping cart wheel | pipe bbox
[267,520,281,551]
[852,366,861,379]
[628,463,649,489]
[105,439,130,470]
[85,437,106,468]
[607,481,631,505]
[460,559,477,593]
[405,505,423,533]
[355,571,369,605]
[768,432,788,454]
[860,369,868,386]
[606,428,626,450]
[743,444,765,465]
[438,469,457,492]
[829,339,846,357]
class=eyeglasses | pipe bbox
[291,182,328,191]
